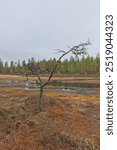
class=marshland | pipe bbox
[0,73,100,150]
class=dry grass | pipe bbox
[0,75,100,149]
[0,74,100,83]
[0,87,100,150]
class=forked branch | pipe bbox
[25,40,91,111]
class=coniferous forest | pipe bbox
[0,53,100,76]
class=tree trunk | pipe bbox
[39,84,44,111]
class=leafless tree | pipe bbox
[26,40,91,111]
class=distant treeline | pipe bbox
[0,54,100,76]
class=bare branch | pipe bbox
[67,46,72,50]
[44,71,53,86]
[26,63,43,83]
[26,40,91,111]
[26,40,91,85]
[36,73,42,83]
[35,80,40,85]
[54,49,66,54]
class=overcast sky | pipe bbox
[0,0,99,62]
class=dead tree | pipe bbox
[26,40,91,111]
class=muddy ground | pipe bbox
[0,75,100,150]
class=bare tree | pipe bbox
[26,40,91,111]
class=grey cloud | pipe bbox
[0,0,99,62]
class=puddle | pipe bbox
[59,88,96,95]
[0,79,99,95]
[49,80,100,88]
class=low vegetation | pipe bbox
[0,83,100,149]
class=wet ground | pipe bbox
[0,76,99,95]
[0,75,100,149]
